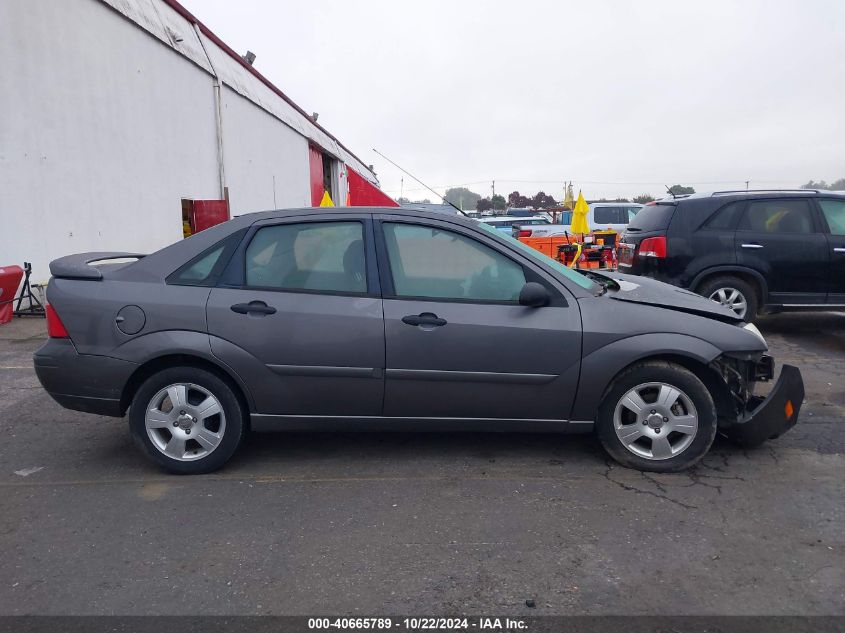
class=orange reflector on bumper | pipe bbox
[785,400,794,420]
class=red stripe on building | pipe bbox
[347,168,400,207]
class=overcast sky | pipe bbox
[189,0,844,201]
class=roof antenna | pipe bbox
[664,184,676,199]
[372,149,466,216]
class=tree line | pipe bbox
[442,186,698,211]
[397,179,845,211]
[801,178,845,190]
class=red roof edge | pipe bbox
[161,0,374,181]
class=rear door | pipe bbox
[734,198,828,304]
[206,214,385,416]
[375,215,582,422]
[816,198,845,303]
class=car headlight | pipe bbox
[743,322,766,345]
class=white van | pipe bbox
[517,202,643,237]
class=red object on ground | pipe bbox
[0,265,24,325]
[191,200,230,233]
[347,168,399,207]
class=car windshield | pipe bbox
[477,222,597,291]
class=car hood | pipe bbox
[593,271,743,323]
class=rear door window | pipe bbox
[245,221,366,293]
[819,199,845,235]
[737,199,814,234]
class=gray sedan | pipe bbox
[34,207,803,474]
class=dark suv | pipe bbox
[617,190,845,322]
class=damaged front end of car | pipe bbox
[710,351,804,447]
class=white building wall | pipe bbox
[0,0,220,282]
[220,87,311,214]
[0,0,378,286]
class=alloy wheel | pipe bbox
[708,287,748,319]
[145,383,226,461]
[613,382,699,460]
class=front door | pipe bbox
[206,216,384,415]
[734,198,828,304]
[376,217,582,422]
[817,197,845,303]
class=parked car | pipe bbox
[617,190,845,322]
[506,208,553,222]
[479,216,551,233]
[35,206,802,474]
[513,202,643,238]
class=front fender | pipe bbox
[570,332,722,422]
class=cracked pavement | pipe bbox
[0,313,842,615]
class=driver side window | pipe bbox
[383,223,526,301]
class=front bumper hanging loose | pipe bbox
[725,364,804,447]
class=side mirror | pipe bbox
[518,282,550,307]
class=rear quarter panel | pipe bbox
[48,277,211,357]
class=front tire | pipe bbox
[596,361,717,472]
[129,367,245,474]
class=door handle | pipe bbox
[741,243,764,249]
[230,301,277,316]
[402,312,447,327]
[834,247,845,253]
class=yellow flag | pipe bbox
[319,191,335,207]
[571,191,590,235]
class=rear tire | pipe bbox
[697,275,759,322]
[129,367,245,474]
[596,361,717,472]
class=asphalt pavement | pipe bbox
[0,313,842,615]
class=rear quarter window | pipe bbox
[625,203,676,232]
[703,201,744,230]
[167,229,246,287]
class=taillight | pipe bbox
[46,304,69,338]
[638,236,667,258]
[517,229,533,238]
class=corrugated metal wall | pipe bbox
[0,0,385,283]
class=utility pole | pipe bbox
[400,177,404,199]
[745,180,750,190]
